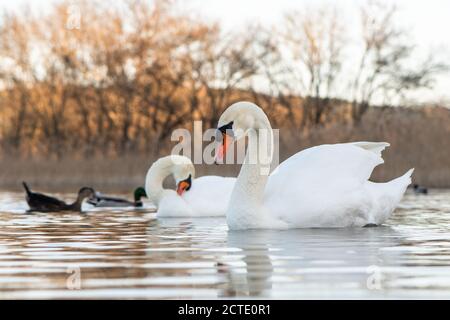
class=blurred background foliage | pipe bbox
[0,0,448,190]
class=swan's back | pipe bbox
[182,175,236,216]
[267,143,384,192]
[264,142,409,227]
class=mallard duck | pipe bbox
[87,187,147,208]
[23,182,96,213]
[413,184,428,194]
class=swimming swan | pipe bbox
[215,101,413,230]
[145,155,235,217]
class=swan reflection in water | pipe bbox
[218,230,274,297]
[221,226,402,298]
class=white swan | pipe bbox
[145,155,235,217]
[215,101,413,230]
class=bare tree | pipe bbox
[350,0,447,122]
[281,7,346,127]
[0,0,447,160]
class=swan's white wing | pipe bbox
[264,143,387,227]
[348,141,390,157]
[268,142,385,188]
[182,176,236,216]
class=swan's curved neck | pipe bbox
[241,127,273,197]
[227,112,273,228]
[145,159,175,206]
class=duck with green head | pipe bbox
[87,187,147,208]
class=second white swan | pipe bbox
[145,155,235,217]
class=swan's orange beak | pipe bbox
[176,181,189,196]
[176,175,192,196]
[215,133,231,164]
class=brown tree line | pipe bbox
[0,0,445,159]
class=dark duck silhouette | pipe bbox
[23,182,96,212]
[87,187,147,208]
[413,184,428,195]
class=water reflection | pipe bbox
[220,230,273,297]
[222,227,403,298]
[0,191,450,299]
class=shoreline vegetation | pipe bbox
[0,0,449,190]
[1,105,449,192]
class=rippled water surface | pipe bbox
[0,190,449,299]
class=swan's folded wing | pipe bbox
[347,141,390,157]
[265,143,384,200]
[262,143,386,226]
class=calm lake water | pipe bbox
[0,190,449,299]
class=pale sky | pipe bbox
[2,0,449,104]
[185,0,450,104]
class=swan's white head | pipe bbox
[145,155,195,205]
[171,156,195,195]
[215,101,270,163]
